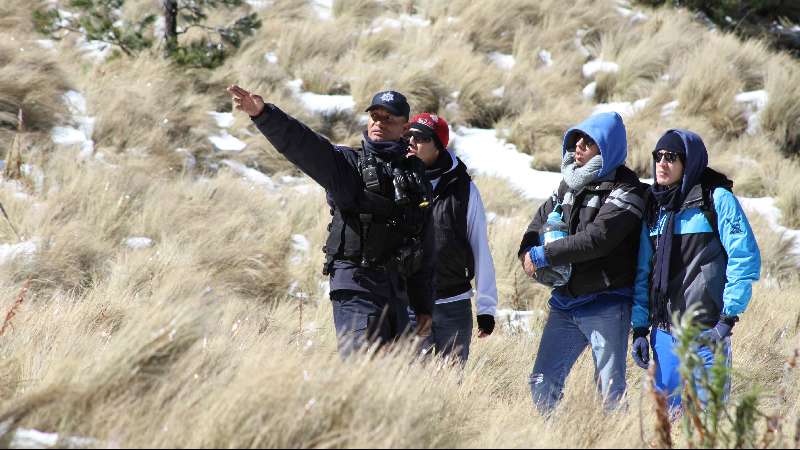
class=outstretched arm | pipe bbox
[227,85,360,202]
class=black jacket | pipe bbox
[518,166,647,298]
[251,104,435,315]
[431,158,474,299]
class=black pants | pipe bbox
[330,290,410,358]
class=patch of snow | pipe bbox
[574,29,591,58]
[739,197,800,257]
[52,91,95,156]
[286,79,355,114]
[592,98,649,118]
[582,59,620,79]
[368,14,431,33]
[661,100,679,118]
[35,39,55,49]
[246,0,271,9]
[264,52,278,64]
[496,309,544,335]
[582,81,597,100]
[154,16,165,40]
[451,127,562,200]
[78,38,113,62]
[208,111,234,128]
[312,0,333,20]
[616,6,648,23]
[538,49,553,67]
[209,132,247,152]
[125,237,154,250]
[175,148,196,169]
[488,52,515,71]
[492,86,505,98]
[0,240,38,266]
[10,429,58,448]
[291,234,310,253]
[221,160,275,188]
[735,90,769,135]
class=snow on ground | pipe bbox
[582,59,620,79]
[0,240,38,265]
[496,308,545,335]
[488,52,516,71]
[5,427,98,449]
[661,100,679,118]
[264,52,278,64]
[222,160,275,188]
[77,38,113,62]
[35,39,55,49]
[51,91,95,158]
[209,132,246,152]
[735,90,769,135]
[207,112,234,128]
[125,237,154,250]
[312,0,333,20]
[582,82,597,100]
[739,197,800,256]
[451,127,562,200]
[290,234,311,264]
[245,0,271,9]
[368,14,431,33]
[286,79,355,115]
[592,98,649,118]
[539,50,553,67]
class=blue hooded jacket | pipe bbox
[562,111,628,179]
[632,129,762,329]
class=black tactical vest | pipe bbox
[322,144,432,277]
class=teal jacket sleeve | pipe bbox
[713,188,762,317]
[632,220,653,329]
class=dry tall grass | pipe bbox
[1,0,800,447]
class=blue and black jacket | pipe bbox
[632,130,761,329]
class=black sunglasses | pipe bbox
[652,150,681,164]
[406,132,433,144]
[575,133,596,148]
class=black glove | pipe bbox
[477,314,495,335]
[697,315,738,347]
[631,327,650,370]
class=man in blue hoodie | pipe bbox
[630,130,761,409]
[518,112,647,413]
[227,85,435,358]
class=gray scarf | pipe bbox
[561,152,604,190]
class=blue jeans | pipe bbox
[529,296,632,414]
[652,328,732,410]
[410,300,473,365]
[330,290,410,359]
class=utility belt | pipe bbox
[323,230,425,278]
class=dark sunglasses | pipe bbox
[406,133,433,144]
[575,133,596,148]
[652,150,681,164]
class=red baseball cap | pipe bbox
[409,113,449,150]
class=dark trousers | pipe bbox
[330,290,410,358]
[409,300,473,366]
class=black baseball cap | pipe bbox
[365,90,410,119]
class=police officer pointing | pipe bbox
[227,85,435,358]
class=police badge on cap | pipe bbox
[365,90,410,118]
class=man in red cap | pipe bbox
[406,113,498,365]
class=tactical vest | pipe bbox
[431,162,475,298]
[322,144,432,277]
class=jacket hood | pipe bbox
[652,129,708,197]
[562,112,628,178]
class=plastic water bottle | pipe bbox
[535,206,572,287]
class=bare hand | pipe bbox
[415,314,432,338]
[227,85,265,117]
[523,251,537,278]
